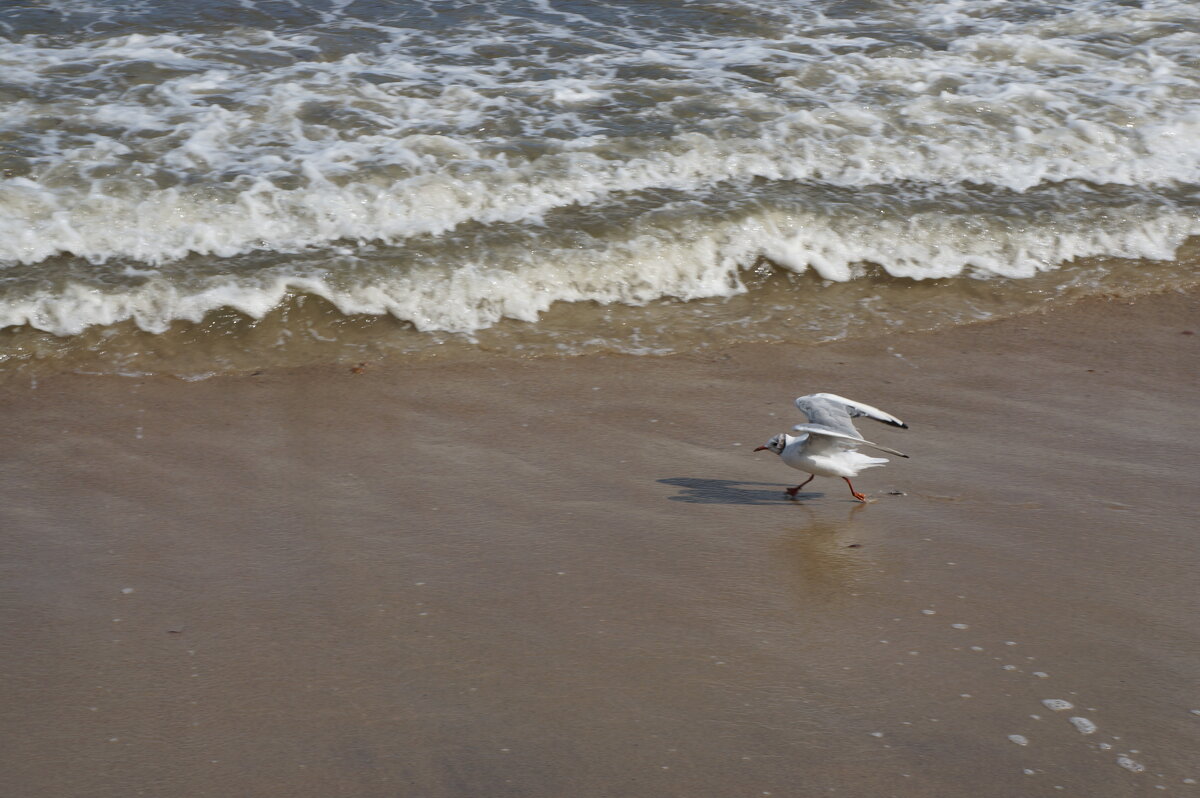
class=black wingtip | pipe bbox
[890,420,909,429]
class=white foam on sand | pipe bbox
[1117,756,1146,773]
[1068,717,1098,735]
[1042,699,1074,712]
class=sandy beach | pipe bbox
[1,290,1198,798]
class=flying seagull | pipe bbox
[755,393,909,502]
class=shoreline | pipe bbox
[2,248,1197,384]
[1,289,1198,797]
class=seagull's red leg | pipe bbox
[843,478,867,502]
[786,475,815,497]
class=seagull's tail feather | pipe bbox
[850,452,890,470]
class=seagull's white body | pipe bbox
[775,432,890,479]
[756,393,909,501]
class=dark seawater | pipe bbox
[1,0,1199,377]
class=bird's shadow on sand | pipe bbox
[659,477,822,505]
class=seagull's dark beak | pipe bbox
[754,445,767,451]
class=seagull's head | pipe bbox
[754,433,789,455]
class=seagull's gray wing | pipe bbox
[794,392,908,437]
[791,423,909,458]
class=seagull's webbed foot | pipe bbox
[843,477,867,503]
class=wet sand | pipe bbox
[1,291,1198,797]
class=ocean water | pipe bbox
[1,0,1198,377]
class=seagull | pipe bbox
[755,393,909,502]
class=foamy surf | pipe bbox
[2,0,1200,374]
[0,194,1196,337]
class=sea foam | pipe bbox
[2,0,1200,339]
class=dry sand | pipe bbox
[1,291,1198,797]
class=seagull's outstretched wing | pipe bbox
[792,423,910,458]
[794,392,908,436]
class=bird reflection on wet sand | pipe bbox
[773,502,877,599]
